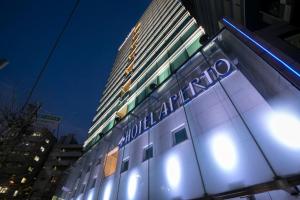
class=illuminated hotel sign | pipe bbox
[119,59,235,147]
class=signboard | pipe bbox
[119,59,235,147]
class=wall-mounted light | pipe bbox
[127,170,140,200]
[267,110,300,150]
[165,154,181,190]
[86,189,94,200]
[210,132,238,171]
[103,180,112,200]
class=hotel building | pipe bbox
[55,0,300,199]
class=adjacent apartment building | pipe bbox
[31,134,82,200]
[56,0,300,199]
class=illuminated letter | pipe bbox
[179,85,191,105]
[131,124,138,139]
[125,128,131,143]
[144,113,151,130]
[169,94,178,112]
[159,102,169,120]
[213,59,231,77]
[188,81,196,97]
[191,77,206,93]
[138,120,143,135]
[150,112,157,126]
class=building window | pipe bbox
[50,176,57,183]
[13,190,18,197]
[21,177,27,184]
[40,146,45,152]
[28,166,34,172]
[34,156,40,162]
[103,147,119,177]
[120,158,129,173]
[45,139,50,144]
[0,187,8,193]
[173,127,188,146]
[143,144,153,162]
[32,132,41,137]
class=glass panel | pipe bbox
[158,67,171,85]
[168,39,183,56]
[170,50,189,72]
[117,98,151,200]
[187,38,201,57]
[127,100,136,113]
[176,44,274,194]
[148,75,205,199]
[202,29,300,177]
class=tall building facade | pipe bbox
[56,0,300,200]
[84,0,204,150]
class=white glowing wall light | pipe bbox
[165,154,181,190]
[103,180,112,200]
[127,170,140,200]
[210,133,238,171]
[86,189,94,200]
[267,110,300,150]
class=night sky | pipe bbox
[0,0,150,143]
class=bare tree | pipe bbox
[0,90,40,140]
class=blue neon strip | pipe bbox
[222,18,300,79]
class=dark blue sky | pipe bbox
[0,0,150,143]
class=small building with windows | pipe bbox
[0,126,56,199]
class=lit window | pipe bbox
[40,146,45,152]
[61,148,66,152]
[143,144,153,162]
[53,166,57,171]
[34,156,40,162]
[120,158,129,173]
[50,176,57,183]
[104,147,119,177]
[173,127,188,146]
[45,139,50,144]
[21,177,27,184]
[0,187,8,193]
[28,166,33,172]
[24,152,30,156]
[13,190,18,197]
[32,132,41,137]
[25,143,30,146]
